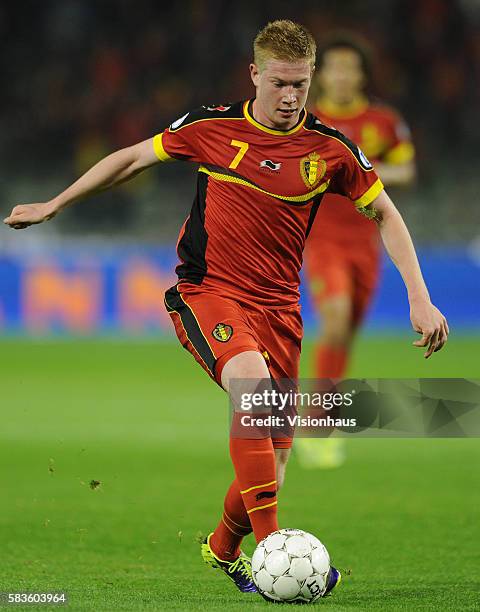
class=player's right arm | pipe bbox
[4,138,160,230]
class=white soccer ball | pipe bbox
[251,528,331,604]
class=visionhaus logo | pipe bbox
[230,378,480,438]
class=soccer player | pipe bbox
[4,20,447,597]
[297,36,417,469]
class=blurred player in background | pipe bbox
[5,21,446,599]
[297,36,416,469]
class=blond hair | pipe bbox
[254,20,316,71]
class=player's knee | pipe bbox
[320,297,353,346]
[322,324,352,347]
[221,350,270,393]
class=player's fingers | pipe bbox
[412,332,430,348]
[424,329,440,359]
[434,322,449,352]
[4,211,20,223]
[5,211,37,227]
[4,211,25,223]
[433,333,446,352]
[4,206,24,220]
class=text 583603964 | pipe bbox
[0,593,67,605]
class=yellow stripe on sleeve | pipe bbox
[354,178,384,207]
[152,133,175,162]
[383,142,415,165]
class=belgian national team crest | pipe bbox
[300,152,326,188]
[212,323,233,342]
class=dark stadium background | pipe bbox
[0,0,479,335]
[0,2,479,610]
[0,0,480,333]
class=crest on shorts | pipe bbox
[212,323,233,342]
[300,152,326,188]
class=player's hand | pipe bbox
[4,203,57,229]
[410,299,449,358]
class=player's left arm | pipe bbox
[368,189,449,357]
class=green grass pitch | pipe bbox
[0,335,479,610]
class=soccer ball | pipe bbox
[251,528,330,604]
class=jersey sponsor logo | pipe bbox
[357,146,373,170]
[212,322,233,342]
[170,113,189,130]
[260,159,282,172]
[300,152,327,188]
[204,104,231,112]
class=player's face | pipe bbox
[318,48,365,103]
[250,58,312,130]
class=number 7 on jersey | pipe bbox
[229,140,249,169]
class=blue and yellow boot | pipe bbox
[324,566,342,596]
[201,533,257,593]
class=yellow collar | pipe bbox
[316,96,369,119]
[243,100,306,136]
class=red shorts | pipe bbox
[164,283,303,449]
[304,241,380,326]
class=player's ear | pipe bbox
[250,63,261,86]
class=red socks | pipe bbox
[230,436,278,543]
[315,344,348,379]
[210,435,279,560]
[209,479,252,561]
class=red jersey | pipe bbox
[308,96,414,247]
[153,100,383,308]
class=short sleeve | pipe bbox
[152,109,204,163]
[331,142,384,208]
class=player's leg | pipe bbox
[209,340,297,563]
[257,306,342,597]
[298,258,353,468]
[309,246,380,380]
[203,350,278,593]
[165,288,291,585]
[313,276,354,380]
[165,288,259,544]
[208,351,270,564]
[351,249,380,336]
[298,251,379,469]
[221,351,280,543]
[251,305,303,492]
